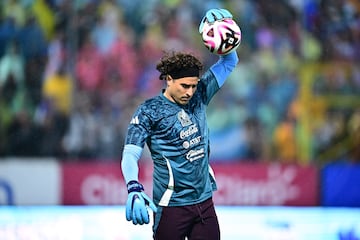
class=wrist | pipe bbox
[127,180,144,193]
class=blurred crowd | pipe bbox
[0,0,359,164]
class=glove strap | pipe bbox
[127,180,144,193]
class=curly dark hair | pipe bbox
[156,51,203,80]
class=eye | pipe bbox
[180,83,197,89]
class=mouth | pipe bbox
[176,97,190,105]
[182,95,191,100]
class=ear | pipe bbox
[166,75,173,81]
[165,75,171,87]
[166,75,174,86]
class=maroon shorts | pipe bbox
[153,197,220,240]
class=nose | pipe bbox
[185,88,194,97]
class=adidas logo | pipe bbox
[130,116,139,124]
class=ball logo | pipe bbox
[201,19,241,55]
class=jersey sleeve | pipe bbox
[209,51,239,87]
[125,104,152,147]
[121,144,143,184]
[121,104,152,184]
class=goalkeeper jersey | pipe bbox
[124,52,238,207]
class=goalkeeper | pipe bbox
[121,8,239,240]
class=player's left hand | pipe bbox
[125,180,157,225]
[199,8,233,33]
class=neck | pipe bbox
[163,90,175,103]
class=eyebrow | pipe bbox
[181,83,198,88]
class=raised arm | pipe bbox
[210,51,239,87]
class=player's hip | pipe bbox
[153,197,220,240]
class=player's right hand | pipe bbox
[125,180,157,225]
[199,8,233,33]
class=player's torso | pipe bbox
[146,94,212,206]
[127,71,220,206]
[147,95,208,162]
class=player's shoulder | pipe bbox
[138,94,180,119]
[140,95,164,110]
[200,69,217,86]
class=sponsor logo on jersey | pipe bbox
[182,136,201,149]
[180,124,198,139]
[186,148,205,162]
[177,109,192,127]
[130,116,139,124]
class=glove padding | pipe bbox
[125,180,157,225]
[199,8,233,33]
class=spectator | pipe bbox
[36,63,72,157]
[272,110,298,163]
[102,33,139,96]
[348,108,360,162]
[42,63,73,116]
[6,110,42,156]
[0,40,26,113]
[43,27,66,81]
[2,0,27,27]
[17,15,47,61]
[0,16,19,57]
[75,33,104,92]
[0,41,24,89]
[62,92,98,159]
[94,101,123,159]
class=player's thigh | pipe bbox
[188,215,220,240]
[188,199,220,240]
[153,205,194,240]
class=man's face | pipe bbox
[164,76,199,105]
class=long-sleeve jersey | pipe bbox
[122,52,238,207]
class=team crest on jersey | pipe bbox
[177,109,192,127]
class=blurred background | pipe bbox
[0,0,359,239]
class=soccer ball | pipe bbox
[201,19,241,55]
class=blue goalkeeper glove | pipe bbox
[125,180,157,225]
[199,8,233,33]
